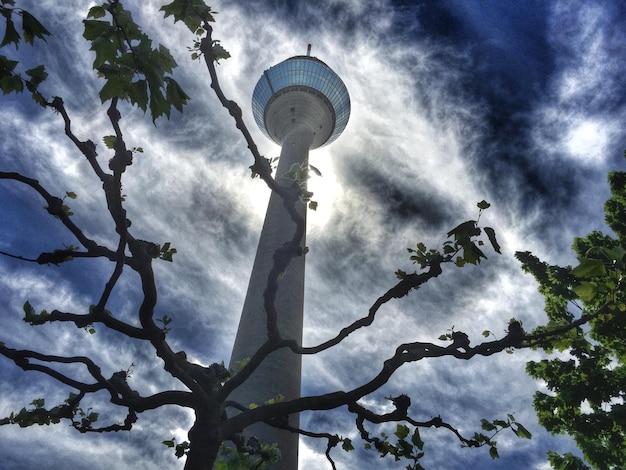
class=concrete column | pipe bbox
[229,125,314,469]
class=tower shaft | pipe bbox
[229,125,314,469]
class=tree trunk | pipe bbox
[184,415,222,470]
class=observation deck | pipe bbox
[252,55,350,149]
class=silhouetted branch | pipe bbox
[0,172,106,253]
[295,259,444,354]
[48,97,108,182]
[260,420,341,470]
[0,344,108,393]
[200,24,309,390]
[0,250,38,262]
[43,309,153,339]
[349,399,479,448]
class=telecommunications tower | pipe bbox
[228,46,350,468]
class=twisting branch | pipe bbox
[0,172,109,254]
[258,420,342,470]
[73,409,137,434]
[93,97,131,314]
[48,97,108,183]
[199,24,274,192]
[349,397,479,449]
[43,309,153,340]
[221,319,525,437]
[0,344,108,393]
[199,23,309,386]
[295,259,444,354]
[0,250,38,262]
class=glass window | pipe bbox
[252,56,350,146]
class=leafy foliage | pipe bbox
[163,438,191,459]
[395,201,501,287]
[520,169,626,469]
[159,242,178,262]
[0,1,50,105]
[362,424,426,470]
[214,441,280,469]
[22,300,48,325]
[83,2,191,122]
[281,161,321,210]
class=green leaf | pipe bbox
[0,55,25,94]
[489,445,499,459]
[21,11,51,45]
[127,79,149,111]
[99,76,128,102]
[571,258,606,278]
[342,438,354,452]
[159,243,177,262]
[23,300,35,317]
[411,428,424,450]
[395,424,410,439]
[605,245,626,263]
[0,55,19,74]
[157,45,177,73]
[308,200,318,211]
[211,41,230,62]
[1,15,20,48]
[164,77,189,113]
[83,20,113,41]
[447,220,480,241]
[87,5,107,19]
[0,73,24,94]
[161,0,215,33]
[484,227,501,254]
[25,65,47,83]
[395,269,407,279]
[103,135,116,149]
[513,423,532,439]
[477,200,491,210]
[90,36,118,69]
[481,419,497,431]
[572,281,598,302]
[443,244,456,254]
[160,1,184,21]
[162,439,175,448]
[65,191,77,199]
[149,87,170,122]
[462,242,486,265]
[282,163,303,181]
[30,398,44,408]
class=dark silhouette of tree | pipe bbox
[0,2,621,469]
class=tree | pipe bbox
[519,166,626,470]
[0,1,617,469]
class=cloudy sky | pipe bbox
[1,0,625,469]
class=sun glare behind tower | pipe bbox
[228,49,350,468]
